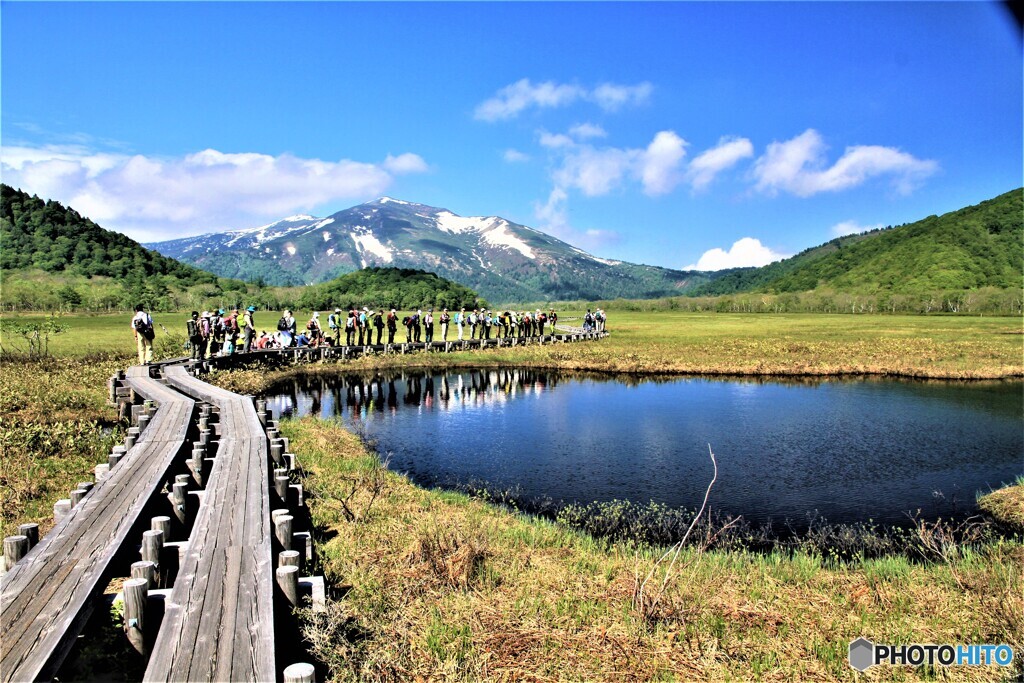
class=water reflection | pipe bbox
[265,370,1023,528]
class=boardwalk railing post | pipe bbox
[276,564,299,606]
[283,662,317,683]
[17,523,39,550]
[123,577,149,655]
[3,535,28,571]
[53,498,71,522]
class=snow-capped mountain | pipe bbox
[145,198,707,302]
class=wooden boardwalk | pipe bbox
[0,367,195,683]
[145,366,275,682]
[1,329,605,682]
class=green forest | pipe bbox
[695,188,1022,296]
[296,267,486,311]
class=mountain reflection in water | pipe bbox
[265,370,1023,528]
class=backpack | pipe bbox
[539,313,547,323]
[277,316,289,331]
[306,320,315,330]
[402,316,411,326]
[187,319,199,338]
[346,316,355,329]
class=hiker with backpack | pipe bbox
[386,308,398,344]
[373,308,385,344]
[403,313,413,342]
[209,309,224,356]
[131,304,155,365]
[328,308,342,346]
[456,307,466,341]
[423,309,434,343]
[440,308,450,341]
[307,312,324,345]
[469,309,479,339]
[241,306,256,352]
[276,310,296,347]
[358,308,369,345]
[222,309,239,354]
[412,310,422,343]
[537,309,547,336]
[345,310,356,346]
[187,311,203,360]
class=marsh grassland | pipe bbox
[2,310,1021,681]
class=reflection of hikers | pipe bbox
[387,309,398,344]
[242,306,256,352]
[131,304,155,365]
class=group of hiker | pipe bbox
[130,303,605,365]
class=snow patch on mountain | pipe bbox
[435,212,535,259]
[378,197,411,206]
[350,230,394,262]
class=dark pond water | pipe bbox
[265,370,1023,528]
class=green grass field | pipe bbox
[4,310,1022,377]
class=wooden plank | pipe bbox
[0,372,194,682]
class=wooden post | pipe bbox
[131,404,143,426]
[131,560,156,590]
[151,516,172,539]
[18,523,39,550]
[4,535,28,570]
[270,439,284,467]
[78,481,94,494]
[141,529,164,566]
[274,515,294,551]
[123,577,149,655]
[275,476,289,503]
[54,498,71,522]
[95,463,110,482]
[138,413,151,433]
[124,430,138,450]
[171,482,189,526]
[278,549,300,569]
[276,565,300,606]
[70,488,87,507]
[109,451,123,468]
[283,662,316,683]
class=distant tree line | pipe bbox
[296,267,486,311]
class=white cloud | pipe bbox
[641,130,688,196]
[831,220,884,237]
[474,79,652,121]
[752,129,938,197]
[532,186,620,251]
[383,152,428,174]
[590,82,653,111]
[1,145,429,241]
[684,237,789,271]
[568,122,608,140]
[538,131,576,149]
[503,148,530,163]
[686,136,754,191]
[553,145,640,197]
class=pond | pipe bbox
[265,370,1023,528]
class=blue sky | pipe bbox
[2,2,1020,271]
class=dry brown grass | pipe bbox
[978,484,1024,531]
[286,418,1023,682]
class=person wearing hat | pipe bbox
[198,311,213,359]
[423,308,434,343]
[187,311,203,360]
[209,309,224,356]
[328,307,343,346]
[439,308,450,341]
[456,307,466,341]
[386,308,398,344]
[242,305,256,352]
[372,307,385,344]
[307,311,323,346]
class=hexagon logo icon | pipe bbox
[849,637,875,671]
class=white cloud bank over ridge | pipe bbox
[831,219,885,237]
[685,237,790,271]
[1,145,428,241]
[474,79,652,121]
[752,129,938,197]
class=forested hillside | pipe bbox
[296,267,484,311]
[696,188,1022,296]
[0,185,258,311]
